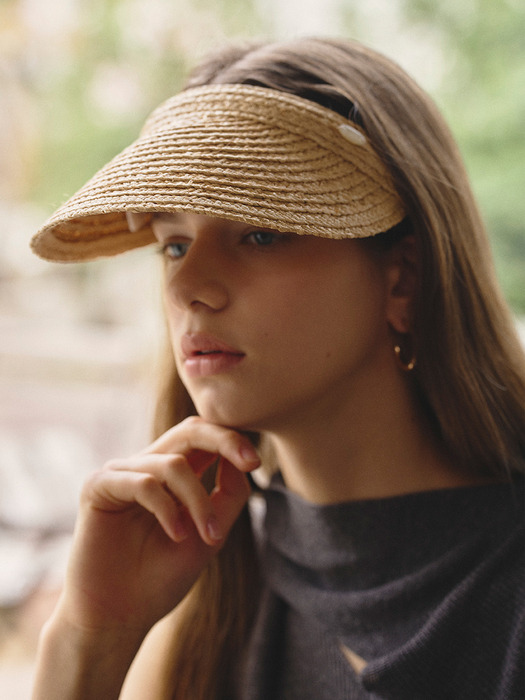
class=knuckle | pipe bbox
[164,453,189,474]
[79,468,109,501]
[102,457,122,471]
[181,415,203,430]
[164,416,204,454]
[138,473,159,496]
[80,469,100,494]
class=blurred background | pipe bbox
[1,0,524,694]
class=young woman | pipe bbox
[30,38,524,699]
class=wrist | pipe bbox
[32,608,146,700]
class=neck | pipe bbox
[263,368,477,504]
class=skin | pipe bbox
[158,213,469,502]
[32,213,475,699]
[160,213,394,434]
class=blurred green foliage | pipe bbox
[401,0,525,310]
[7,0,523,310]
[28,0,266,209]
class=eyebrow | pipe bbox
[152,212,184,224]
[150,213,186,240]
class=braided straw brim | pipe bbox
[30,84,405,262]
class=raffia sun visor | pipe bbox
[31,84,405,262]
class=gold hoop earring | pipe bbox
[394,344,416,372]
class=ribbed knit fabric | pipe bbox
[239,474,524,699]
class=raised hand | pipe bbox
[32,416,261,699]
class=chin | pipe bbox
[194,402,261,432]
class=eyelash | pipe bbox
[244,230,287,247]
[157,230,287,261]
[159,242,189,260]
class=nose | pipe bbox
[165,235,230,312]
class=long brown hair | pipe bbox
[150,37,525,699]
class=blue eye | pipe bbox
[162,242,189,259]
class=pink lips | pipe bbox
[181,333,245,378]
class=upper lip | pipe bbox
[181,332,244,360]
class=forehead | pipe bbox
[151,212,275,238]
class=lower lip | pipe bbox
[184,353,245,378]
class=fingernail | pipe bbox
[206,516,223,541]
[173,517,189,541]
[240,445,259,462]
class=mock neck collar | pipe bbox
[260,473,523,657]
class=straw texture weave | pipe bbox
[31,84,405,262]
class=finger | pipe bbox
[104,454,224,546]
[104,453,216,479]
[156,453,224,545]
[84,469,190,542]
[143,417,261,472]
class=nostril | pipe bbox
[169,281,230,313]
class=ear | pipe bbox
[384,234,419,335]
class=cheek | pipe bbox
[163,301,184,363]
[247,286,329,359]
[164,300,178,336]
[266,266,388,359]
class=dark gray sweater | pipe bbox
[239,474,524,699]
